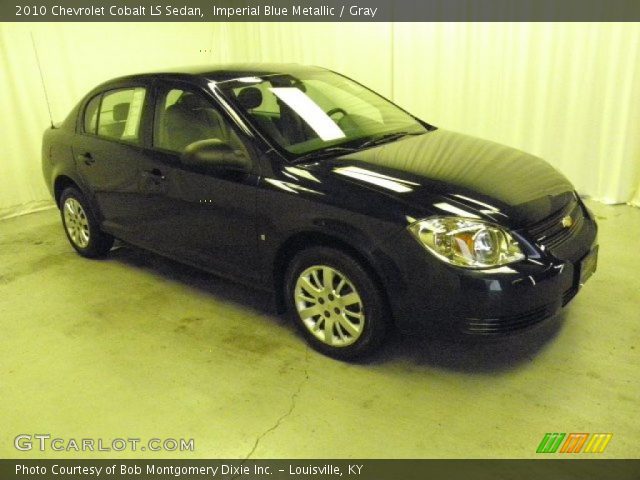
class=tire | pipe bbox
[284,246,388,360]
[59,187,113,258]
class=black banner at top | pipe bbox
[4,0,640,22]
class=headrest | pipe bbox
[113,103,130,121]
[177,93,209,110]
[236,87,262,110]
[291,79,306,92]
[271,77,306,92]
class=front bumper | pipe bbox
[379,204,598,336]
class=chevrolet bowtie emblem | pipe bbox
[561,215,573,228]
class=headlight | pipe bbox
[408,217,525,268]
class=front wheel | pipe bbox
[285,247,388,360]
[60,187,113,258]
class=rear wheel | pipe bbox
[60,187,113,258]
[285,247,388,360]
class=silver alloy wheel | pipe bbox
[63,197,90,248]
[294,265,365,347]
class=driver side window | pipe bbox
[153,87,244,154]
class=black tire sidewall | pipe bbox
[59,187,112,258]
[285,246,388,360]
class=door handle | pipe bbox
[77,152,94,165]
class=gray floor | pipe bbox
[1,200,638,458]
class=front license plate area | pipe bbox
[579,245,598,286]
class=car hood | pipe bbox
[318,129,575,227]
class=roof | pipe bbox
[112,63,326,84]
[83,63,329,102]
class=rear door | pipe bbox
[73,85,149,241]
[133,82,261,281]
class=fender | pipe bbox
[268,219,405,315]
[49,145,104,223]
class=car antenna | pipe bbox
[30,31,54,128]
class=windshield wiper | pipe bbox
[356,131,423,150]
[293,146,358,164]
[292,131,425,163]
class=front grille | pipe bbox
[462,283,577,335]
[526,198,584,251]
[461,305,552,334]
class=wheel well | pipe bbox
[273,231,389,314]
[53,176,78,207]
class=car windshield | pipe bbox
[215,70,428,158]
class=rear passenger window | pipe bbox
[97,88,146,143]
[83,95,100,134]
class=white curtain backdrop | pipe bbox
[1,22,639,219]
[393,23,640,206]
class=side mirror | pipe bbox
[181,139,250,172]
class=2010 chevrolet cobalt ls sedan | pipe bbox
[42,64,598,359]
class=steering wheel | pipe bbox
[326,108,348,120]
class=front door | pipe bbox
[134,83,260,282]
